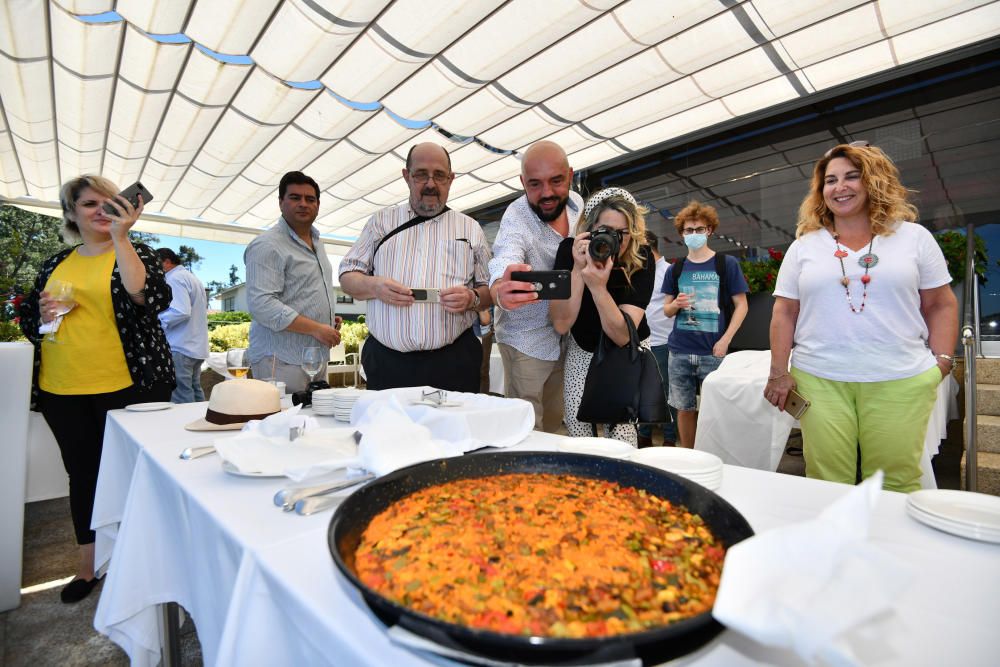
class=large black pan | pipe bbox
[328,452,754,665]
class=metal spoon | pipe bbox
[179,445,216,460]
[277,472,374,511]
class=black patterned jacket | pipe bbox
[19,243,176,408]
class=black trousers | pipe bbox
[362,328,481,393]
[39,383,172,544]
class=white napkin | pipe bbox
[713,471,914,666]
[214,405,359,478]
[354,396,466,476]
[350,386,534,448]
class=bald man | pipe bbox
[488,141,583,432]
[340,142,492,392]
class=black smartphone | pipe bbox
[785,388,811,419]
[103,181,154,216]
[410,288,441,302]
[510,270,571,300]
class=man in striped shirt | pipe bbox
[339,143,492,392]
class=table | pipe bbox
[93,403,998,667]
[696,351,959,489]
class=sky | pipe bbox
[155,234,248,307]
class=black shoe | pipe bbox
[637,434,654,449]
[61,576,102,603]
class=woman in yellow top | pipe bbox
[20,175,175,603]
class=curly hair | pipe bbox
[58,174,120,244]
[796,144,917,238]
[673,200,720,236]
[575,193,648,282]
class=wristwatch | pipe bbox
[469,287,481,311]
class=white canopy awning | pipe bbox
[1,0,998,245]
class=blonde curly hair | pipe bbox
[796,144,917,238]
[576,190,648,282]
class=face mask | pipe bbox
[684,233,708,250]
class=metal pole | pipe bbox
[160,602,182,667]
[963,224,978,491]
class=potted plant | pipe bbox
[731,249,784,351]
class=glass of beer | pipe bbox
[226,348,250,378]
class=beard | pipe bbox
[412,189,445,217]
[528,195,568,222]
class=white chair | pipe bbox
[328,342,358,387]
[357,338,366,383]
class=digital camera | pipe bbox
[291,380,331,407]
[588,226,624,261]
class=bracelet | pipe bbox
[935,353,955,366]
[127,289,145,298]
[767,372,789,381]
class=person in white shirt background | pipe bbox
[637,231,677,447]
[157,247,209,403]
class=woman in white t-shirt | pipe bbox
[763,142,958,492]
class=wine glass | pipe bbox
[301,347,323,385]
[682,286,699,325]
[45,280,76,343]
[226,348,250,379]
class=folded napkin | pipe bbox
[713,471,914,666]
[350,386,534,448]
[214,405,359,479]
[354,396,466,476]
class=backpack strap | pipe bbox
[667,256,686,295]
[715,253,734,323]
[370,207,450,275]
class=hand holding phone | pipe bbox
[103,182,154,216]
[509,270,571,300]
[410,288,441,303]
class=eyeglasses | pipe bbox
[680,226,709,235]
[409,171,452,185]
[824,140,870,158]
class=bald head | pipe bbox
[406,142,451,171]
[403,142,454,216]
[520,141,573,223]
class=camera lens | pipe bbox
[588,227,620,261]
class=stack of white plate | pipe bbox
[312,388,365,421]
[906,489,1000,544]
[628,447,724,490]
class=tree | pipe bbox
[0,204,68,295]
[177,244,203,269]
[129,230,160,247]
[206,280,227,296]
[228,264,241,286]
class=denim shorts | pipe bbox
[667,352,723,411]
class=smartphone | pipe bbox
[785,388,811,420]
[411,288,441,303]
[510,270,571,300]
[103,181,154,216]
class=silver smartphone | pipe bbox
[103,181,154,216]
[411,288,441,303]
[785,388,811,419]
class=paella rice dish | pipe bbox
[354,473,726,638]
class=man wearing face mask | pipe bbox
[662,201,749,448]
[340,142,492,392]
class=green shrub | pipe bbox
[210,322,250,352]
[341,320,368,354]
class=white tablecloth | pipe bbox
[488,348,504,394]
[696,351,959,489]
[93,403,998,667]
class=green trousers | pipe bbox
[792,366,941,493]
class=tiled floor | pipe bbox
[1,423,961,666]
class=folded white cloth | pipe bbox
[713,471,914,666]
[214,406,359,479]
[350,386,534,449]
[354,396,467,476]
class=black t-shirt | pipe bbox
[553,239,655,352]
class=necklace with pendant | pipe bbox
[833,232,877,313]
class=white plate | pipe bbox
[906,503,1000,544]
[629,447,723,475]
[907,489,1000,531]
[221,460,284,478]
[125,402,173,412]
[556,437,636,459]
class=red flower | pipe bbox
[768,248,784,261]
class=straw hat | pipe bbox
[185,379,281,431]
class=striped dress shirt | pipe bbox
[339,203,491,353]
[244,217,336,365]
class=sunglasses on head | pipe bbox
[824,140,870,159]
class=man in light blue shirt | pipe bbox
[244,171,340,392]
[157,248,210,403]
